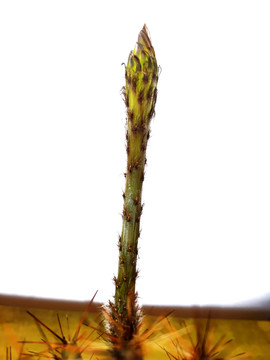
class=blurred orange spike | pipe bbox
[27,311,65,344]
[73,290,98,342]
[160,318,249,360]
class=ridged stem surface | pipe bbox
[111,25,158,351]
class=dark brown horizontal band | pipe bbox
[0,294,269,321]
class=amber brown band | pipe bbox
[0,294,269,321]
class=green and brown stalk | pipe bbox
[107,24,159,356]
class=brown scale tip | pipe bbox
[137,24,156,58]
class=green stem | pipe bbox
[111,25,158,348]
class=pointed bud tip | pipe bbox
[137,24,156,59]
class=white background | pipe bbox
[0,1,269,307]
